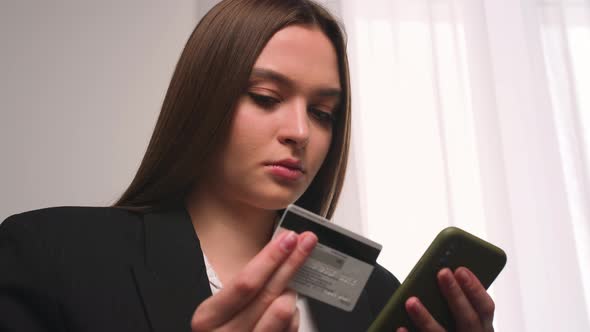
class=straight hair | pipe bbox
[114,0,351,218]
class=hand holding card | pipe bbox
[273,205,382,312]
[191,230,318,331]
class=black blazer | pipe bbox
[0,205,400,332]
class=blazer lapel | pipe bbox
[309,288,375,332]
[132,205,212,332]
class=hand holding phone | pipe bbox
[368,227,506,332]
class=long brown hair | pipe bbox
[114,0,351,218]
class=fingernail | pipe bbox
[456,268,471,286]
[300,233,317,252]
[406,297,421,314]
[439,268,454,287]
[280,231,297,252]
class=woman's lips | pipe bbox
[265,164,304,181]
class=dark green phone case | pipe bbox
[367,227,506,332]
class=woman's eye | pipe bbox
[309,107,335,124]
[248,93,280,109]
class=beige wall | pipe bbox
[0,1,199,220]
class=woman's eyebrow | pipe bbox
[250,67,341,99]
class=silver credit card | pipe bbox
[274,205,382,311]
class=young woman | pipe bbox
[0,1,496,331]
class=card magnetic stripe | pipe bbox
[281,212,380,265]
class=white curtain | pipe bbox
[322,0,590,331]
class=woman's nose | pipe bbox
[277,100,310,149]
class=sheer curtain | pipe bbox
[324,0,590,331]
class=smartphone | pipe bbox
[367,227,507,332]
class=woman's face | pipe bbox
[208,25,341,210]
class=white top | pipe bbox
[202,253,319,331]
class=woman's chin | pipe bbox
[249,189,305,211]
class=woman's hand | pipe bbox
[190,230,317,332]
[397,267,495,332]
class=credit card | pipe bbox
[273,204,382,311]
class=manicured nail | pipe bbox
[456,268,471,286]
[280,231,297,252]
[300,233,318,252]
